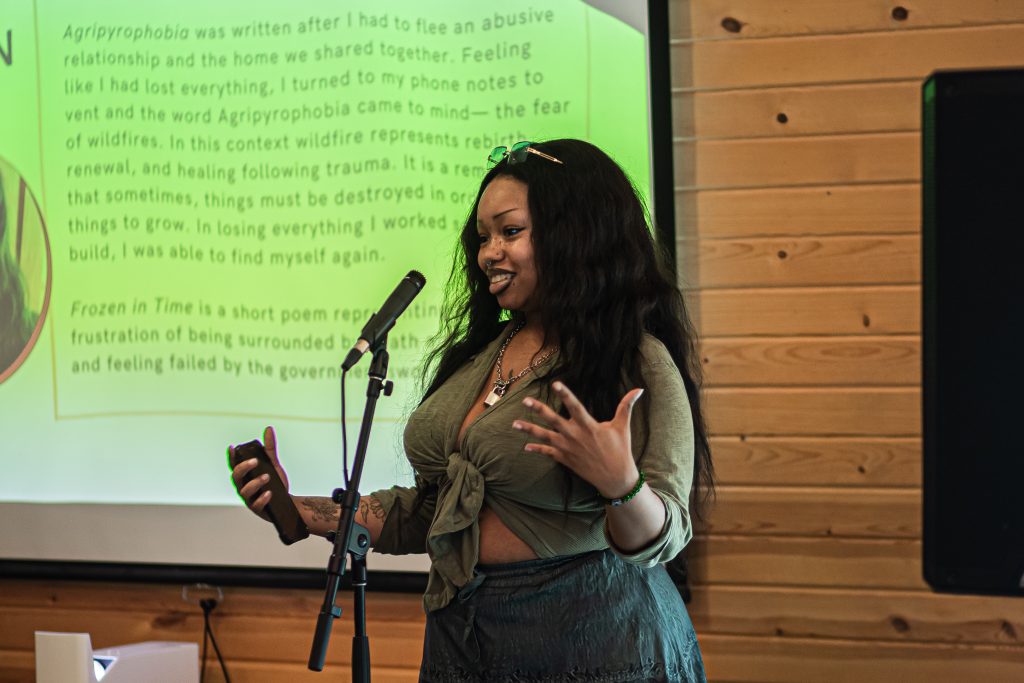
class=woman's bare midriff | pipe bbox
[478,505,538,563]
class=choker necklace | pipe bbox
[484,320,556,407]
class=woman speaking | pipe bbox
[232,138,713,682]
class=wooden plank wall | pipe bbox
[671,1,1024,681]
[0,579,425,681]
[5,3,1024,682]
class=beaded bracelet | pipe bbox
[603,470,646,507]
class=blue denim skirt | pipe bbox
[419,550,706,682]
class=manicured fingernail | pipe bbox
[524,444,536,452]
[522,398,534,408]
[262,474,271,482]
[552,382,564,392]
[248,458,258,466]
[512,421,524,430]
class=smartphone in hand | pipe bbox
[231,440,310,545]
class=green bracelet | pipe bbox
[603,470,645,507]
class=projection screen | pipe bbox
[0,0,674,584]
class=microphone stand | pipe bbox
[309,335,393,679]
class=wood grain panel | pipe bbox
[676,0,1024,40]
[688,584,1024,646]
[706,387,920,436]
[701,337,920,386]
[668,1,1024,678]
[0,581,424,620]
[709,436,920,487]
[675,183,920,239]
[674,81,919,139]
[699,633,1024,683]
[0,607,424,670]
[672,24,1024,90]
[0,651,31,683]
[675,133,919,189]
[695,235,919,287]
[697,286,920,336]
[0,581,425,676]
[708,485,920,538]
[687,535,925,590]
[0,649,419,683]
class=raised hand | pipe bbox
[229,425,289,520]
[513,382,643,500]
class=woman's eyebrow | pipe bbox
[477,207,520,224]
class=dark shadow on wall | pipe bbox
[0,173,39,375]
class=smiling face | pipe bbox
[476,176,539,314]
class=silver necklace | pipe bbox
[483,321,556,407]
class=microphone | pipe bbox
[341,270,426,371]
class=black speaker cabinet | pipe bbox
[922,68,1024,597]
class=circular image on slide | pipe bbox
[0,156,51,384]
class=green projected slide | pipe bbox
[0,0,651,568]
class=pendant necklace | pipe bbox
[483,320,556,407]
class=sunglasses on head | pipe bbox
[487,141,563,167]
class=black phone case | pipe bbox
[232,440,310,545]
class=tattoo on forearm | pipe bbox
[368,496,386,521]
[301,497,340,523]
[358,499,369,524]
[358,496,386,525]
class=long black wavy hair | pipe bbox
[422,139,714,520]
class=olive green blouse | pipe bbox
[370,328,695,612]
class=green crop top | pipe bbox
[370,327,695,612]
